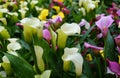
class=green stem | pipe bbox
[96,57,102,78]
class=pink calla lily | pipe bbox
[95,15,114,37]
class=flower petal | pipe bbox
[34,45,44,71]
[108,60,120,76]
[95,15,114,30]
[61,23,80,36]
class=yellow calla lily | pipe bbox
[38,9,49,20]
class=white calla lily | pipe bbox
[35,70,51,78]
[61,23,80,36]
[7,38,21,51]
[2,56,10,63]
[21,17,43,43]
[62,47,83,76]
[21,17,42,28]
[34,45,44,71]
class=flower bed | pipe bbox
[0,0,120,78]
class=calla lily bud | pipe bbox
[61,23,80,36]
[34,45,45,72]
[115,35,120,47]
[57,29,68,49]
[62,47,83,76]
[49,28,57,51]
[0,26,10,39]
[21,17,43,43]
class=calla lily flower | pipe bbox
[21,17,43,43]
[0,18,7,25]
[44,16,62,28]
[43,29,51,42]
[84,42,103,54]
[108,60,120,76]
[115,35,120,47]
[114,35,120,53]
[95,15,114,37]
[7,38,21,52]
[34,70,51,78]
[34,45,45,72]
[38,9,49,20]
[60,23,80,36]
[62,47,83,76]
[0,26,10,39]
[57,29,68,48]
[79,19,90,29]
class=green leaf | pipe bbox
[82,61,94,78]
[80,24,95,44]
[5,53,36,78]
[104,31,117,61]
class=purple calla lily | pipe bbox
[95,15,114,37]
[108,60,120,76]
[84,42,103,54]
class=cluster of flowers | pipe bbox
[0,0,120,78]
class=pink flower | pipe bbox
[62,7,70,14]
[115,35,120,54]
[44,16,62,28]
[115,35,120,47]
[49,16,62,23]
[108,60,120,76]
[117,9,120,16]
[43,29,51,42]
[84,42,103,54]
[95,15,114,37]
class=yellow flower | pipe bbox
[100,50,104,58]
[52,6,60,13]
[52,11,64,19]
[118,55,120,64]
[38,9,49,20]
[86,54,92,61]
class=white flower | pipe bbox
[7,38,21,51]
[2,56,10,63]
[21,17,42,28]
[34,45,44,71]
[34,70,51,78]
[21,17,43,43]
[79,19,90,29]
[62,47,83,76]
[61,23,80,36]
